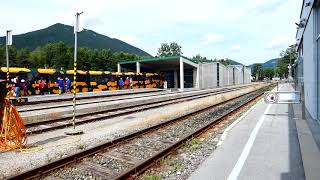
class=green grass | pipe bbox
[184,138,202,150]
[144,175,161,180]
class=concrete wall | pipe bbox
[227,67,235,85]
[221,66,229,86]
[199,63,218,89]
[227,65,245,85]
[244,67,252,84]
[234,67,241,85]
[198,63,251,89]
[216,63,226,87]
[239,67,244,84]
[193,68,198,88]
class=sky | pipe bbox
[0,0,302,65]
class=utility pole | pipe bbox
[6,30,12,89]
[273,63,276,79]
[288,55,292,83]
[66,12,84,135]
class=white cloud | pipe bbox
[0,0,302,65]
[203,33,224,44]
[110,34,139,46]
[266,36,294,49]
[246,0,287,13]
[230,45,241,51]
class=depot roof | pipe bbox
[118,56,198,64]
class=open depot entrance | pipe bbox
[117,56,199,90]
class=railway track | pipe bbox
[18,84,251,112]
[10,85,272,180]
[15,89,165,107]
[26,85,255,135]
[17,90,173,112]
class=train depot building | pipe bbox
[117,56,251,91]
[295,0,320,124]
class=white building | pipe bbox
[117,56,251,90]
[296,0,320,122]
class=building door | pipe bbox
[232,68,235,85]
[163,71,174,88]
[184,69,193,88]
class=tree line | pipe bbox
[157,42,232,66]
[0,41,141,71]
[252,44,297,80]
[5,40,292,77]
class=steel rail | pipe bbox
[8,86,271,180]
[26,85,253,135]
[18,91,172,112]
[19,85,253,112]
[14,89,165,106]
[116,90,264,179]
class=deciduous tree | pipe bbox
[277,44,297,78]
[157,42,183,57]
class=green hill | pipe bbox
[228,59,243,66]
[248,58,278,69]
[0,23,151,57]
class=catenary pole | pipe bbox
[6,30,12,90]
[71,12,83,131]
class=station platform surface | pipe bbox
[188,83,320,180]
[12,88,164,102]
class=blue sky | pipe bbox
[0,0,302,65]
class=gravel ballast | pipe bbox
[0,85,266,178]
[139,96,263,180]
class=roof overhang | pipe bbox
[118,56,198,72]
[296,0,318,49]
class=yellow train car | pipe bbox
[0,67,163,95]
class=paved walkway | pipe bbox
[188,84,320,180]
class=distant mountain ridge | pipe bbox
[0,23,151,57]
[248,58,278,68]
[228,59,243,66]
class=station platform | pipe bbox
[188,83,320,180]
[20,84,265,125]
[11,88,165,103]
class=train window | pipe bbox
[110,75,117,82]
[0,73,5,79]
[26,72,34,81]
[77,74,86,82]
[90,75,99,83]
[104,75,111,83]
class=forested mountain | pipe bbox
[0,23,151,57]
[261,58,278,68]
[248,58,278,69]
[228,59,243,66]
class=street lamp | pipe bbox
[65,12,84,135]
